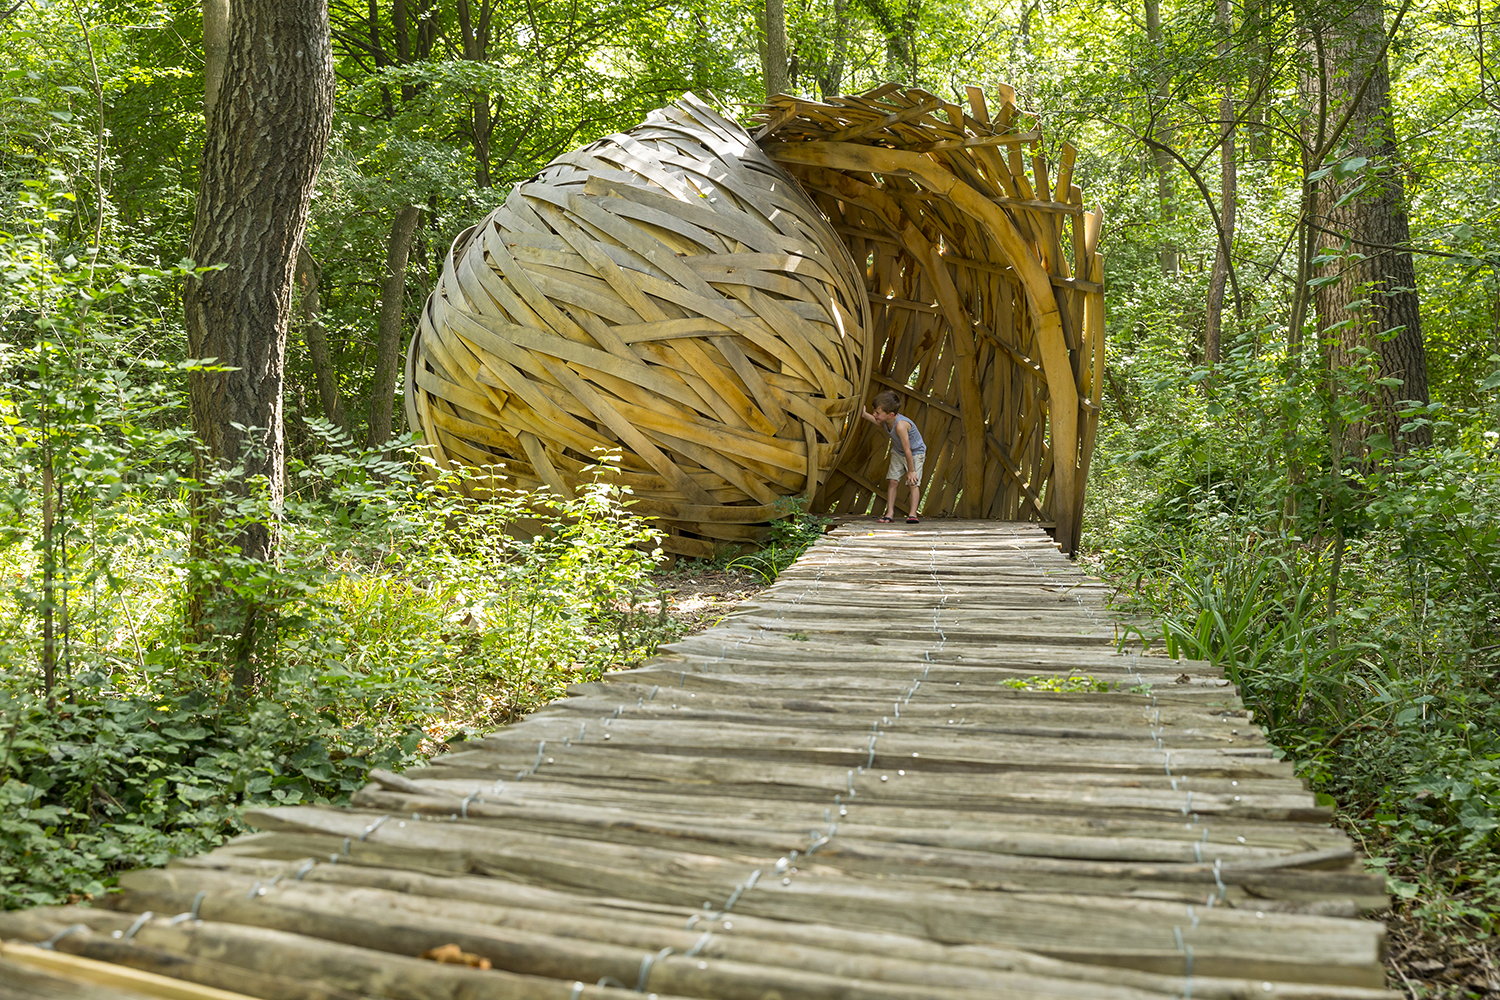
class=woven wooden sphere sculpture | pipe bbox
[404,94,872,557]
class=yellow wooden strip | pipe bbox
[429,405,522,456]
[536,355,716,506]
[685,257,826,304]
[610,396,804,474]
[444,300,716,420]
[802,420,821,501]
[1,940,260,1000]
[721,284,842,399]
[413,360,499,421]
[770,138,1080,550]
[612,318,733,343]
[518,430,575,500]
[648,427,795,500]
[664,336,766,434]
[580,175,784,259]
[709,334,787,436]
[509,259,641,327]
[436,305,612,452]
[760,378,838,442]
[527,199,663,324]
[477,221,594,344]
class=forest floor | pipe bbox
[635,563,769,638]
[1388,916,1500,998]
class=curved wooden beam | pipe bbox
[766,140,1082,551]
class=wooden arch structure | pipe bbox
[756,85,1105,553]
[404,86,1103,556]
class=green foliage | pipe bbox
[0,439,666,906]
[1096,340,1500,941]
[1000,674,1113,693]
[724,500,829,583]
[0,681,424,909]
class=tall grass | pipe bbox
[1100,430,1500,937]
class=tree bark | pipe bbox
[1204,0,1236,366]
[1242,0,1272,160]
[820,0,847,98]
[296,246,343,431]
[763,0,788,97]
[692,11,711,95]
[1144,0,1179,275]
[455,0,495,187]
[367,204,423,448]
[202,0,229,113]
[1306,0,1430,452]
[184,0,335,564]
[368,0,394,119]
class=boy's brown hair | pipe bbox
[872,389,901,413]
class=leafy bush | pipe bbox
[0,682,425,908]
[0,420,667,906]
[1100,363,1500,940]
[724,499,829,582]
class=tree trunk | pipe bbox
[368,0,394,118]
[1306,0,1430,452]
[692,12,712,95]
[456,0,495,187]
[202,0,229,113]
[394,0,413,93]
[900,0,920,84]
[1144,0,1179,275]
[1204,0,1236,366]
[367,204,422,447]
[296,247,342,431]
[184,0,334,560]
[41,428,56,697]
[1242,0,1272,160]
[820,0,847,99]
[763,0,788,97]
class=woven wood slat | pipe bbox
[407,85,1104,555]
[405,94,872,556]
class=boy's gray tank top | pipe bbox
[887,414,925,453]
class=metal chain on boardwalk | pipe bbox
[1002,524,1231,1000]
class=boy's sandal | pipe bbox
[876,516,895,523]
[905,516,921,524]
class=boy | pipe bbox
[859,390,925,524]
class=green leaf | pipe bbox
[1387,877,1421,900]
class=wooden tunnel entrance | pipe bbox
[757,85,1105,553]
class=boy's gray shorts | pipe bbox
[887,449,925,483]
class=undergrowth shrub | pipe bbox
[1101,383,1500,939]
[0,419,666,906]
[725,498,829,582]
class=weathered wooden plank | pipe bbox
[0,932,270,1000]
[235,802,1378,913]
[347,786,1351,869]
[175,829,1390,987]
[109,865,1398,1000]
[0,907,666,1000]
[41,521,1390,999]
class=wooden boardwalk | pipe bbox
[1,522,1394,999]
